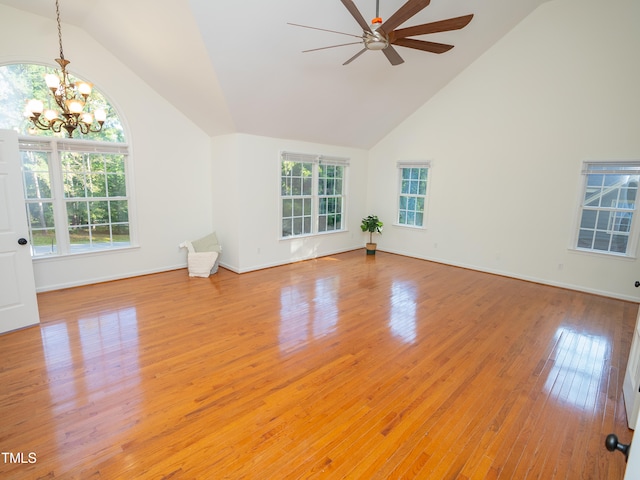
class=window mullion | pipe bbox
[49,141,70,255]
[312,162,319,234]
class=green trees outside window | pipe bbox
[1,63,132,256]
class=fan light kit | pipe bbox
[289,0,473,66]
[364,18,388,50]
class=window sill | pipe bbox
[567,247,637,261]
[32,244,141,263]
[279,229,349,241]
[392,223,427,231]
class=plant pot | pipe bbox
[366,243,377,255]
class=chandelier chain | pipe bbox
[55,0,64,61]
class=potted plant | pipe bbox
[360,215,383,255]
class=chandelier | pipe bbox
[25,0,105,138]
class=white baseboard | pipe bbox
[379,247,639,303]
[35,263,187,293]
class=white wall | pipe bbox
[211,133,369,273]
[210,134,242,270]
[368,0,640,301]
[0,5,214,291]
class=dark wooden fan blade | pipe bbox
[343,48,368,65]
[391,38,454,54]
[389,14,473,40]
[340,0,372,33]
[379,0,430,35]
[383,45,404,65]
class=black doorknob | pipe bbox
[635,281,640,288]
[605,433,630,462]
[17,238,27,245]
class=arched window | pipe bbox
[0,63,125,141]
[0,63,134,257]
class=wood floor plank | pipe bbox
[0,250,636,479]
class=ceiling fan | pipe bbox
[289,0,473,66]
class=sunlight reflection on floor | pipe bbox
[390,280,418,344]
[40,307,142,462]
[544,326,609,412]
[279,277,339,353]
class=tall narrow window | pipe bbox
[575,162,639,256]
[281,160,313,237]
[280,152,348,239]
[397,161,430,228]
[318,163,344,233]
[21,147,56,254]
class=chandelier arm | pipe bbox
[29,114,64,134]
[50,120,64,134]
[77,118,103,135]
[77,122,90,135]
[30,115,51,132]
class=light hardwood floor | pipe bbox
[0,250,636,479]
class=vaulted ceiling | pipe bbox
[0,0,549,149]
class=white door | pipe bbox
[0,129,40,333]
[624,410,640,479]
[623,306,640,429]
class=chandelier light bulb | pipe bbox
[94,109,107,122]
[80,112,93,124]
[27,99,44,114]
[45,73,61,90]
[44,109,58,121]
[66,99,84,114]
[76,81,92,96]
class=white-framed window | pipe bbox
[575,161,639,257]
[397,161,430,228]
[19,137,133,257]
[280,151,348,238]
[1,63,133,258]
